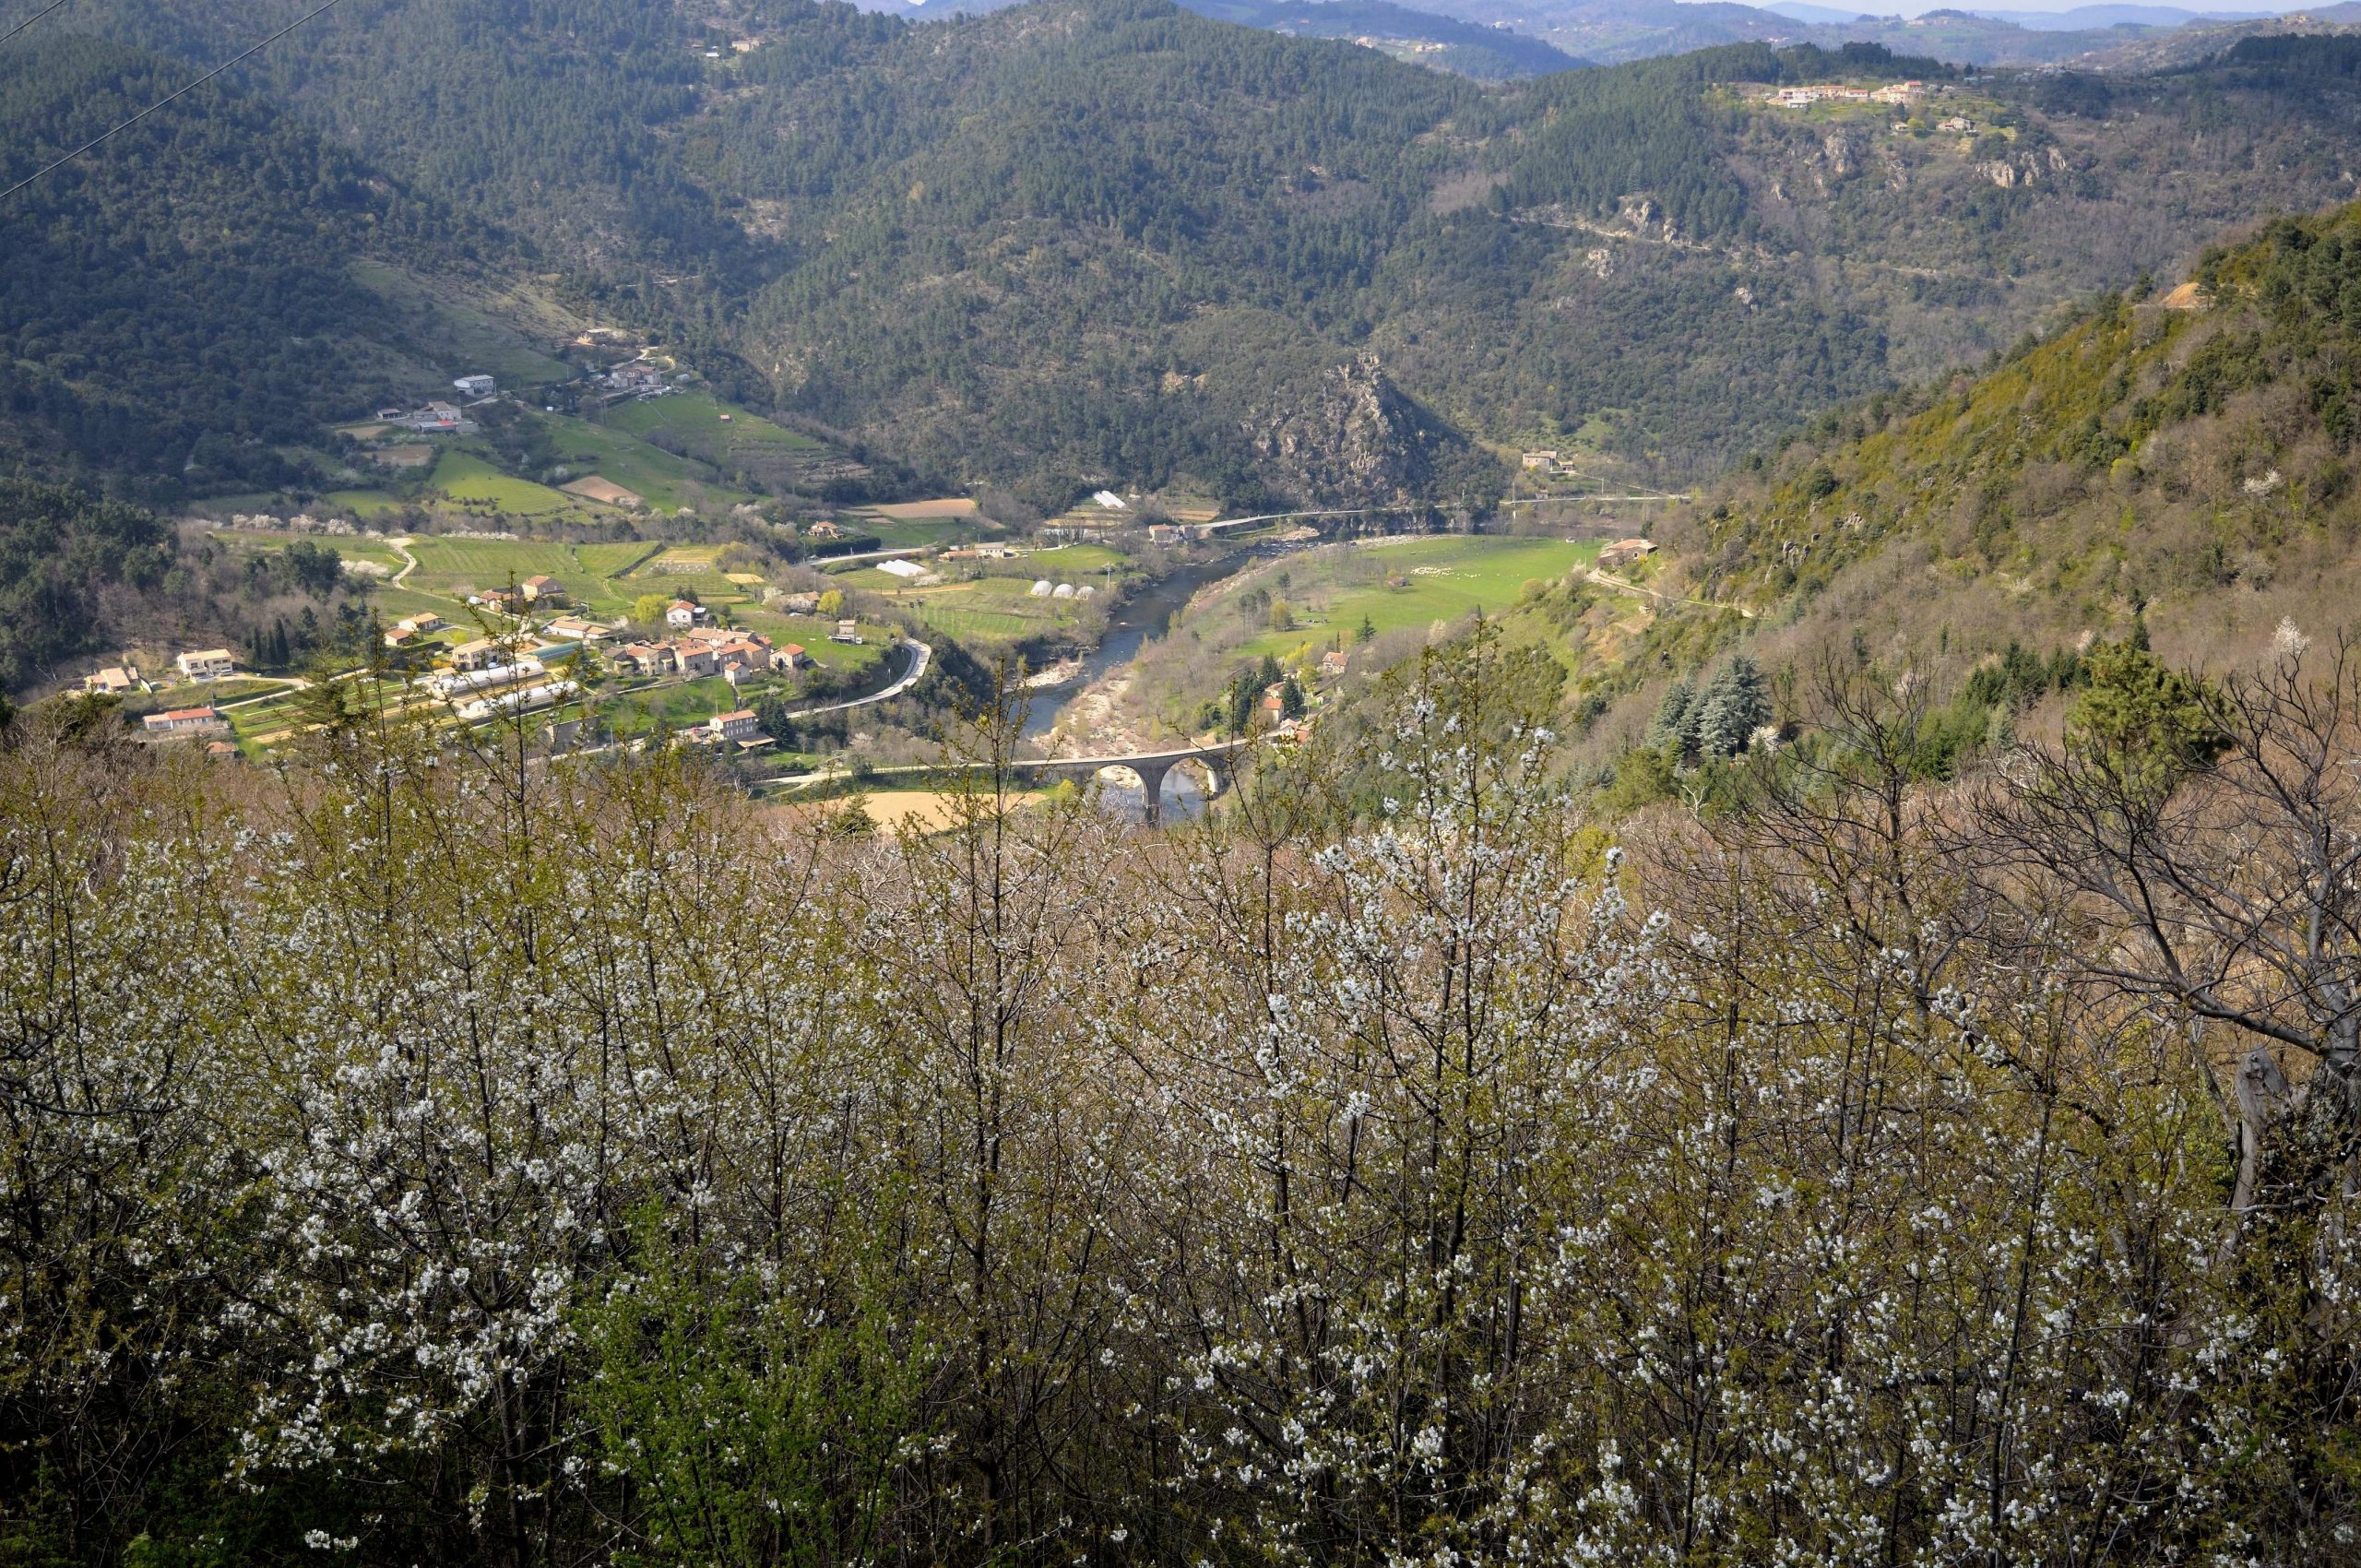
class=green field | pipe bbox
[209,529,408,574]
[532,411,746,512]
[429,452,572,516]
[733,611,886,674]
[1230,537,1600,661]
[860,517,984,550]
[321,489,408,517]
[396,538,632,612]
[866,576,1088,647]
[577,542,665,576]
[1022,543,1128,574]
[605,391,822,469]
[603,676,753,736]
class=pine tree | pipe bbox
[1649,679,1697,755]
[1695,655,1771,757]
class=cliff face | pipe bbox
[1241,353,1478,507]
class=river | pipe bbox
[1018,551,1253,821]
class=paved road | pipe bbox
[791,637,931,718]
[811,546,930,567]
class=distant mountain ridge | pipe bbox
[9,3,2361,511]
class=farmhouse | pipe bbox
[1320,649,1349,680]
[175,648,236,681]
[831,620,861,645]
[395,612,446,635]
[772,644,811,671]
[709,708,765,744]
[521,576,565,602]
[610,643,675,678]
[453,374,497,399]
[83,666,141,695]
[714,638,774,673]
[447,637,520,673]
[143,707,229,738]
[1597,538,1657,570]
[666,600,708,628]
[396,401,468,434]
[540,615,612,643]
[1146,525,1183,546]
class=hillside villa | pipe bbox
[175,648,236,681]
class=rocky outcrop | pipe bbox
[1240,353,1474,507]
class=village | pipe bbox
[89,572,883,760]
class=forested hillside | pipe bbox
[1507,193,2361,802]
[0,38,419,501]
[12,4,2361,502]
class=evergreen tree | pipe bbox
[1695,654,1772,757]
[1648,678,1698,756]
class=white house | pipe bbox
[453,374,497,399]
[175,648,236,681]
[666,600,707,629]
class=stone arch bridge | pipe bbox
[1010,739,1254,824]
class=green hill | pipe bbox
[1501,196,2361,791]
[15,5,2361,506]
[0,37,420,503]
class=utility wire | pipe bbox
[1,0,351,205]
[1,0,82,48]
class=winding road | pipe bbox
[790,637,931,718]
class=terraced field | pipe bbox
[606,392,824,475]
[532,411,746,513]
[397,539,634,613]
[428,452,572,516]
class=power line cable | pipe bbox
[1,0,352,205]
[1,0,82,48]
